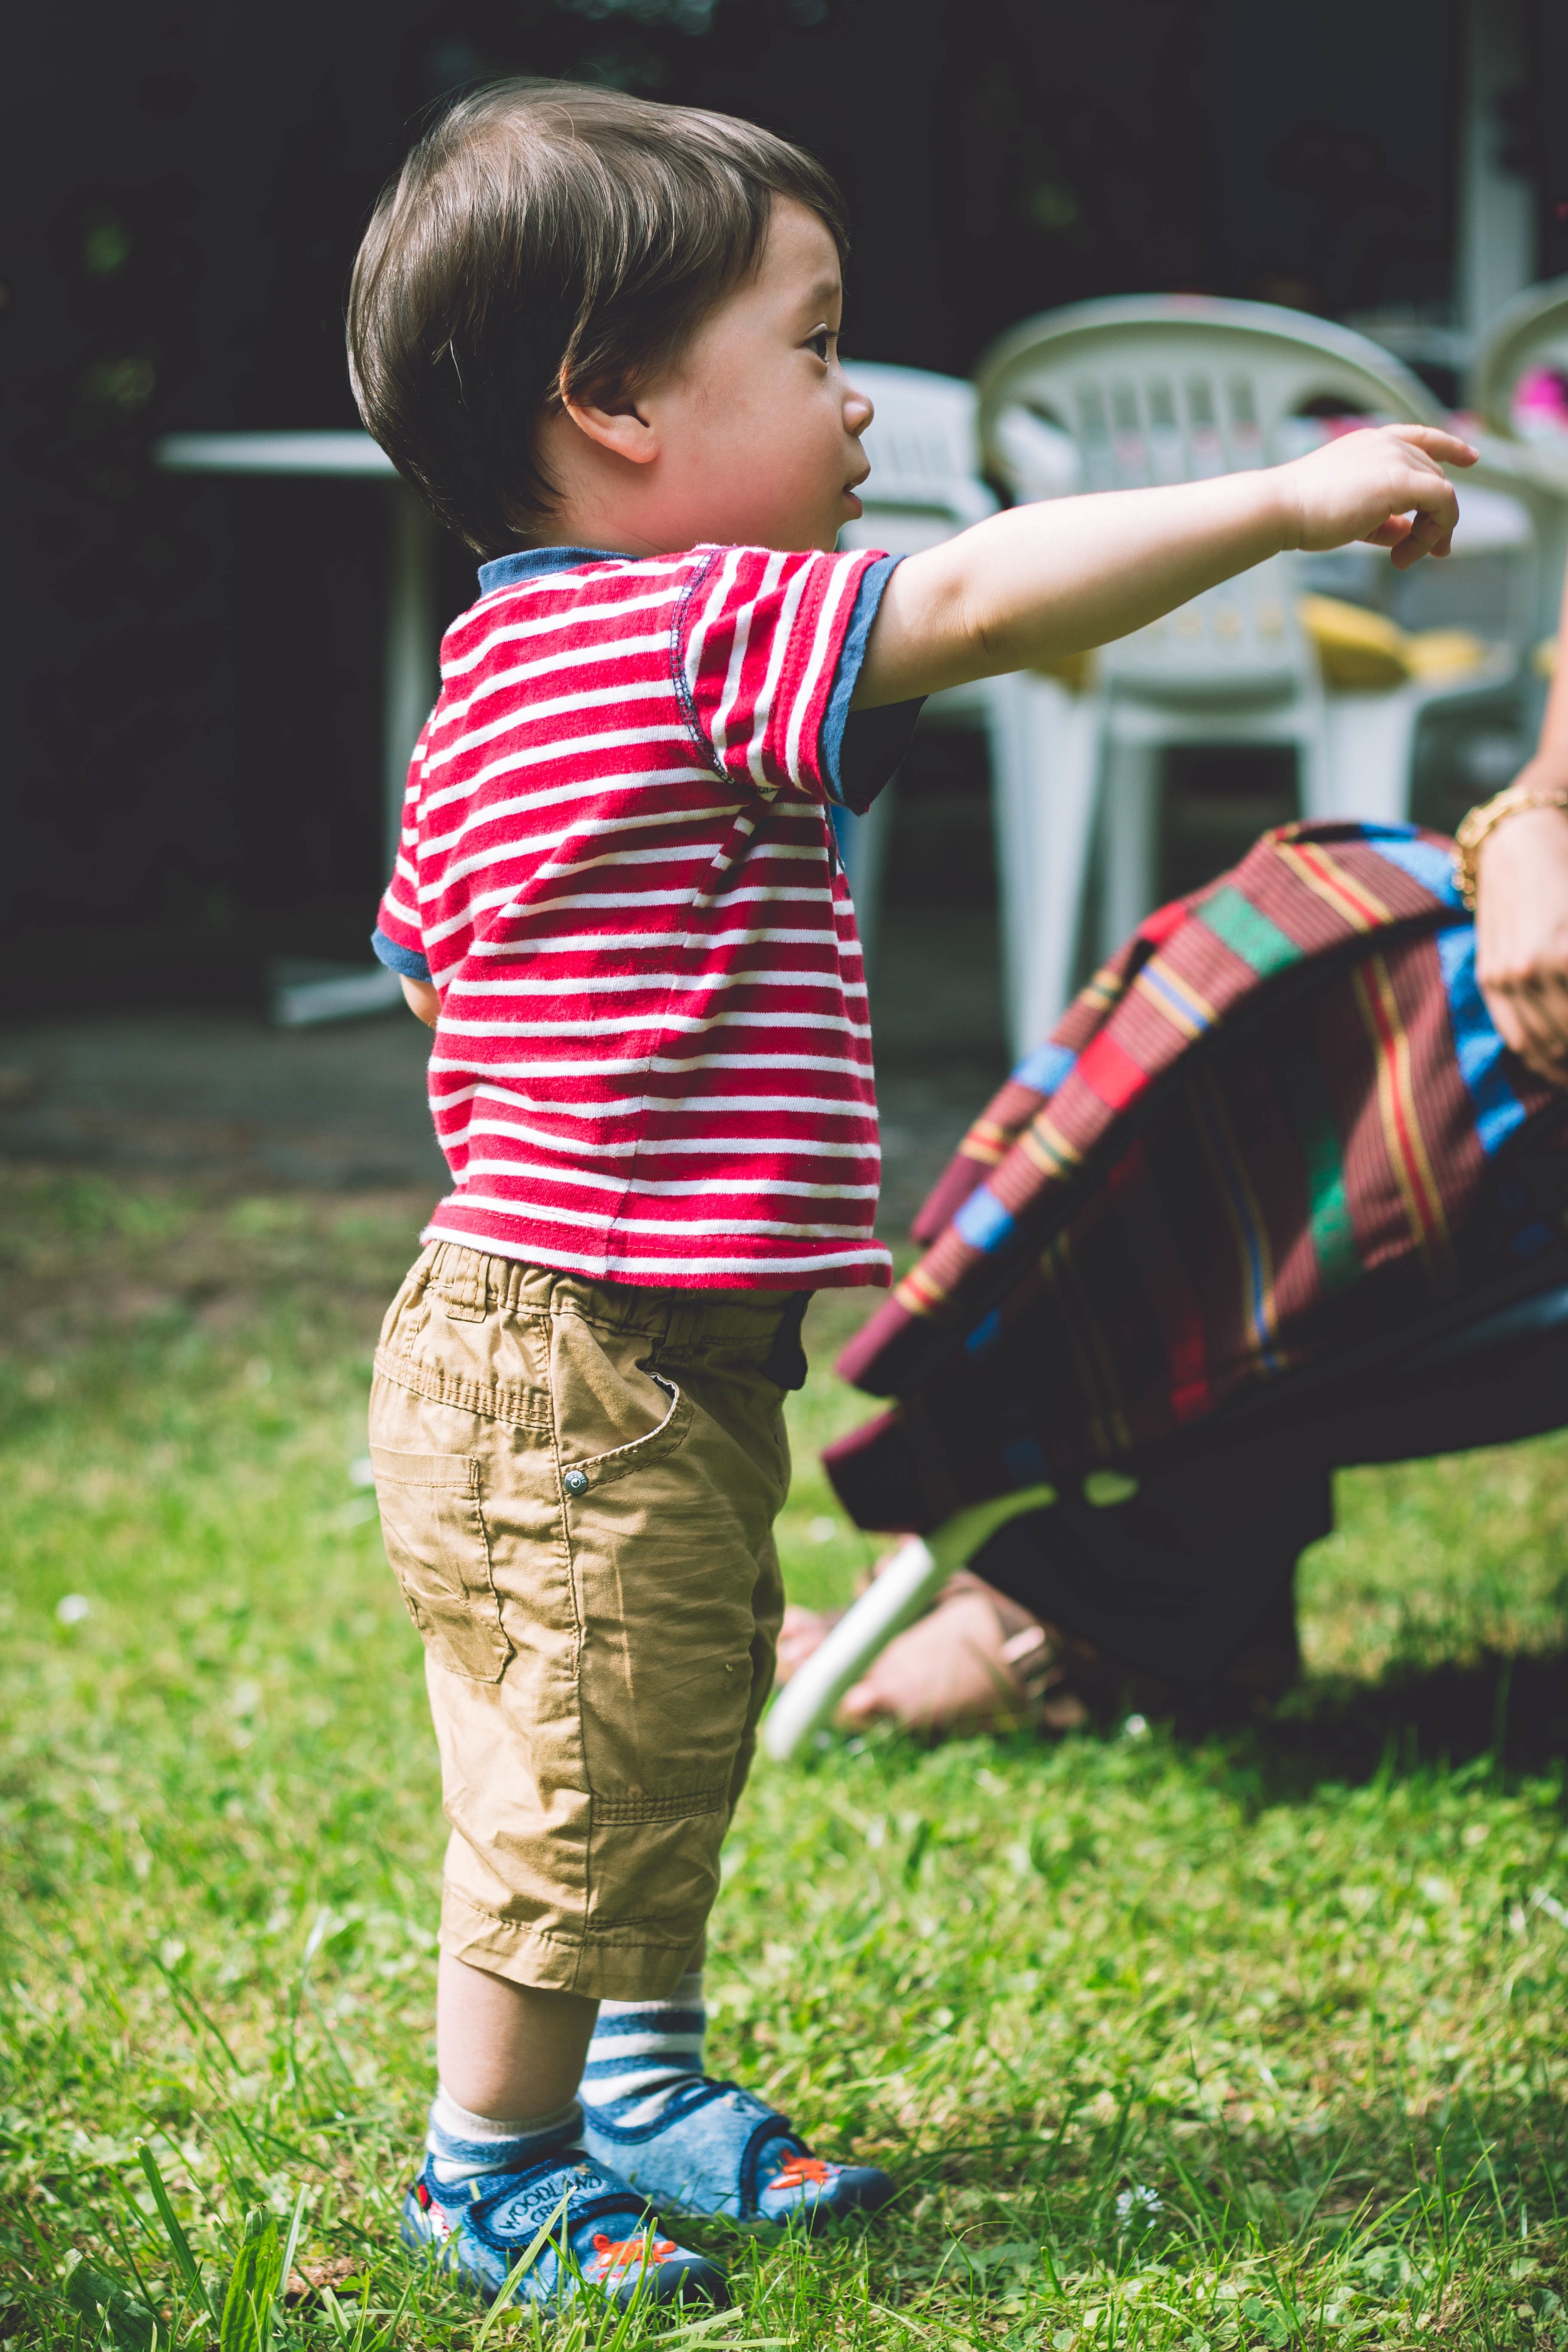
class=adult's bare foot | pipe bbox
[839,1573,1089,1737]
[774,1553,1302,1739]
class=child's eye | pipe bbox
[808,331,832,363]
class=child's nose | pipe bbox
[845,386,873,438]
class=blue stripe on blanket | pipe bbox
[1435,925,1528,1156]
[1011,1041,1077,1096]
[1365,829,1464,906]
[954,1186,1016,1251]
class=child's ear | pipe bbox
[559,375,659,467]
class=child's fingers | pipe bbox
[1352,429,1466,564]
[1379,422,1479,469]
[1388,502,1455,568]
[1360,481,1457,563]
[1389,508,1438,560]
[1398,458,1459,536]
[1390,525,1451,570]
[1282,424,1467,558]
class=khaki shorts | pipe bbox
[368,1243,796,2000]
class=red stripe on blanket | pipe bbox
[1076,1032,1149,1112]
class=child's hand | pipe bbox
[1277,423,1476,570]
[859,420,1477,705]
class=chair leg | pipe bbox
[1292,701,1331,826]
[989,675,1102,1057]
[836,783,897,979]
[384,487,439,874]
[1316,690,1421,825]
[1098,738,1163,956]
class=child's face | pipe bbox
[656,196,872,551]
[549,197,874,555]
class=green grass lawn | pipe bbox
[4,1162,1568,2349]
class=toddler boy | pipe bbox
[350,80,1470,2311]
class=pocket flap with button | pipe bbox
[560,1375,693,1495]
[369,1445,512,1683]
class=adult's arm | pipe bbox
[1474,560,1568,1089]
[852,425,1474,707]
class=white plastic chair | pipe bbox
[974,296,1526,1047]
[1471,276,1568,646]
[1473,274,1568,460]
[833,362,1017,974]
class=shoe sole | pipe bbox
[401,2205,727,2309]
[758,2176,898,2235]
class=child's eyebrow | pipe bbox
[798,273,842,315]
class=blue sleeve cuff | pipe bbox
[822,554,925,813]
[371,926,431,981]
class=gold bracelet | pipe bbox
[1452,783,1568,911]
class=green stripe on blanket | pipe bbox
[1284,1053,1362,1294]
[1198,885,1302,978]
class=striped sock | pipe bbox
[425,2082,582,2188]
[578,1972,706,2132]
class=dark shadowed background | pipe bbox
[4,0,1568,1013]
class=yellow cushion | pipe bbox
[1403,628,1488,678]
[1298,594,1490,689]
[1297,593,1409,688]
[1032,649,1093,693]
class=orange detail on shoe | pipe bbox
[586,2233,678,2282]
[769,2155,833,2192]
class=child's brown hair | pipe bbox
[347,80,848,555]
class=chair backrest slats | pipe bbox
[978,295,1439,485]
[1471,275,1568,439]
[974,296,1444,698]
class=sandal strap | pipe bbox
[464,2155,653,2246]
[662,2078,805,2218]
[738,2113,806,2217]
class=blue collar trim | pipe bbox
[477,545,624,593]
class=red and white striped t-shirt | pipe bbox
[373,541,907,1291]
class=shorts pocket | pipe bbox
[567,1374,694,1494]
[370,1445,512,1684]
[549,1312,697,1495]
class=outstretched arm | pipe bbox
[852,424,1475,707]
[1475,559,1568,1089]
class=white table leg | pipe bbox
[1098,737,1163,958]
[278,487,438,1028]
[384,488,439,874]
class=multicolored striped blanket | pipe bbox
[825,821,1568,1535]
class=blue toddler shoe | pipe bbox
[580,2079,894,2230]
[401,2146,726,2310]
